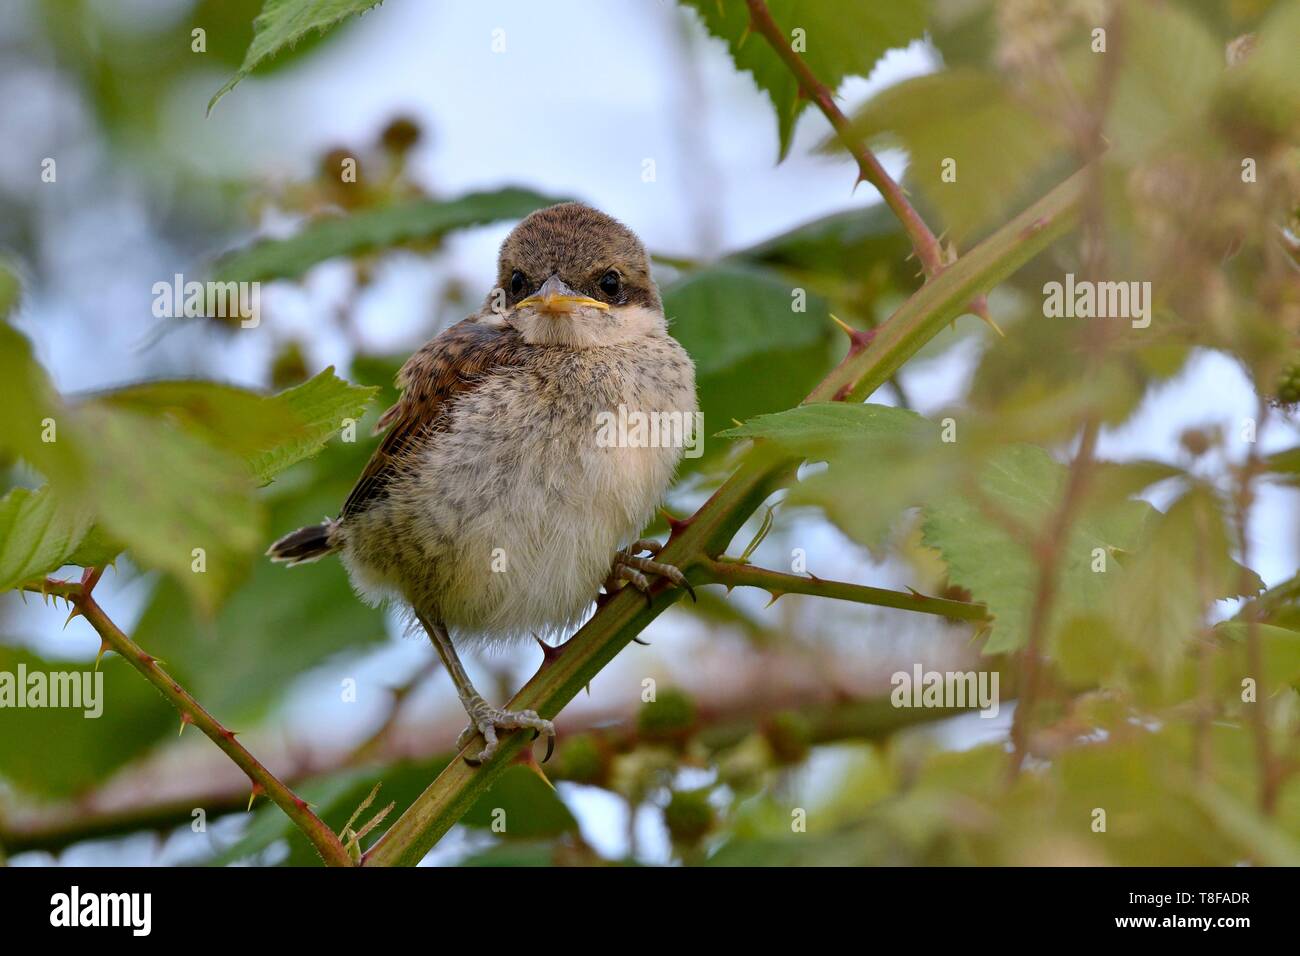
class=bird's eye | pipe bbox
[598,269,621,298]
[509,270,526,296]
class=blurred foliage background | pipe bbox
[1,0,1299,866]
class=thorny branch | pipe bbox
[698,559,991,623]
[20,571,354,867]
[742,0,994,330]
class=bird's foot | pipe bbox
[608,539,696,605]
[457,695,555,766]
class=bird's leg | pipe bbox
[609,539,696,604]
[416,612,554,765]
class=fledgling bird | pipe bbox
[268,203,698,763]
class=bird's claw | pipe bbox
[611,544,696,605]
[457,696,555,765]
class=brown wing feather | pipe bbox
[341,317,526,519]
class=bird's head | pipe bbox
[489,202,664,348]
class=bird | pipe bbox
[268,202,699,764]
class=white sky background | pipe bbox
[3,0,1298,864]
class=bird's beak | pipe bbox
[516,275,610,314]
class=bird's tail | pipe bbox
[267,520,339,566]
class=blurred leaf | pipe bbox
[1111,488,1263,677]
[1215,622,1300,689]
[1106,1,1223,163]
[209,0,386,112]
[130,561,385,723]
[682,0,928,159]
[75,405,262,612]
[1214,0,1300,144]
[665,265,833,471]
[0,324,86,489]
[735,202,917,297]
[720,402,951,552]
[967,314,1152,437]
[830,68,1069,239]
[459,765,577,838]
[0,646,172,797]
[214,188,567,284]
[922,444,1156,653]
[0,259,19,317]
[0,486,93,592]
[1194,784,1300,866]
[100,382,301,467]
[458,841,562,867]
[1,370,374,599]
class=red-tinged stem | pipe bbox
[742,0,991,323]
[23,574,353,867]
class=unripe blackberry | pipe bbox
[664,788,714,847]
[553,733,606,786]
[763,710,813,765]
[637,688,696,741]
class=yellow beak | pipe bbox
[516,276,610,314]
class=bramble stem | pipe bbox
[22,573,353,867]
[699,559,990,622]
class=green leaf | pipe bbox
[922,444,1156,653]
[736,193,915,289]
[214,188,568,284]
[129,440,387,723]
[664,265,834,471]
[0,486,93,592]
[682,0,928,159]
[1194,784,1300,867]
[130,561,386,723]
[720,402,951,553]
[830,68,1069,239]
[1109,488,1262,677]
[459,765,578,839]
[0,324,87,489]
[208,0,385,113]
[247,368,377,483]
[1215,622,1300,689]
[1106,0,1224,163]
[717,401,930,451]
[0,646,173,797]
[75,405,263,611]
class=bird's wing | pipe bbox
[341,316,527,519]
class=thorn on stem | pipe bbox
[532,633,564,665]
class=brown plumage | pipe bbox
[268,202,698,763]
